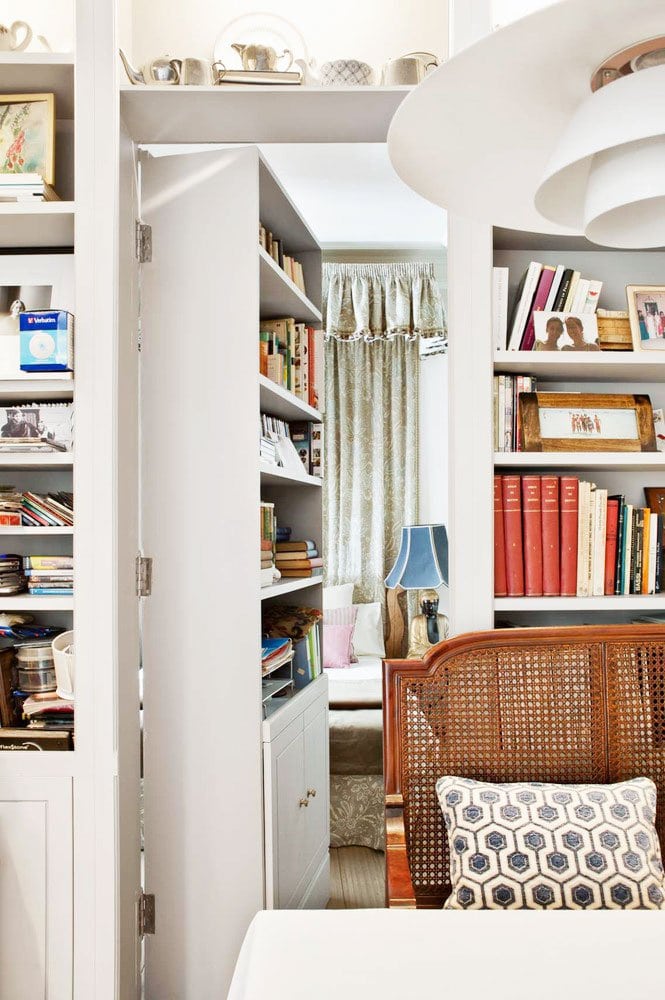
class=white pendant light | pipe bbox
[388,0,665,247]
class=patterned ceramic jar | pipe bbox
[320,59,374,86]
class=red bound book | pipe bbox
[522,475,543,596]
[494,476,507,597]
[560,476,579,596]
[520,266,556,351]
[604,499,619,595]
[541,475,560,596]
[502,475,524,596]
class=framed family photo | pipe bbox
[626,285,665,352]
[519,392,657,453]
[0,93,55,185]
[533,311,600,352]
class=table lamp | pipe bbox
[384,524,449,659]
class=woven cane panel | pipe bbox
[606,642,665,857]
[400,642,606,904]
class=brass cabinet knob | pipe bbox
[298,797,309,808]
[307,788,317,798]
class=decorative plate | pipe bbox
[213,12,309,69]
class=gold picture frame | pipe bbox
[519,392,657,453]
[0,93,55,186]
[626,285,665,352]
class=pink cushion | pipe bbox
[323,606,358,669]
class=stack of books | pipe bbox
[260,501,276,587]
[0,554,25,594]
[494,262,603,351]
[22,491,73,527]
[495,475,665,598]
[275,539,323,578]
[261,637,293,676]
[24,555,73,595]
[493,375,537,452]
[0,485,23,525]
[259,224,308,295]
[22,693,74,732]
[259,317,323,409]
[0,173,59,202]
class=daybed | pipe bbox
[384,623,665,908]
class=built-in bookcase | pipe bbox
[495,232,665,626]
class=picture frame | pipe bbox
[644,487,665,515]
[519,392,657,453]
[0,93,55,185]
[533,311,600,352]
[626,285,665,352]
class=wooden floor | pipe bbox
[327,847,386,909]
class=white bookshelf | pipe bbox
[494,351,665,382]
[0,593,73,610]
[0,452,73,469]
[261,576,322,599]
[260,460,323,487]
[496,595,665,612]
[0,526,73,535]
[0,53,75,116]
[495,452,665,470]
[259,374,322,422]
[0,202,76,248]
[119,84,410,144]
[0,378,74,400]
[259,246,322,323]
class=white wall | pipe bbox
[1,1,73,52]
[130,0,447,70]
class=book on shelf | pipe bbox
[292,625,322,690]
[260,319,322,409]
[261,637,293,676]
[493,374,537,452]
[495,475,665,598]
[260,501,276,587]
[258,221,308,295]
[497,261,603,352]
[0,173,59,203]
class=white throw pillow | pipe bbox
[352,602,385,658]
[323,583,354,610]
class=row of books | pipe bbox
[495,474,665,598]
[259,223,308,296]
[0,486,73,527]
[291,421,323,478]
[494,262,603,352]
[259,415,324,478]
[0,173,59,203]
[259,316,323,410]
[493,375,537,452]
[275,539,323,579]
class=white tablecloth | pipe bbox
[228,909,664,999]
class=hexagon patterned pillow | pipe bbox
[436,776,665,909]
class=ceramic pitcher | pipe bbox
[0,21,32,51]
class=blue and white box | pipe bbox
[19,310,74,372]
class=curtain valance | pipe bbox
[323,262,447,344]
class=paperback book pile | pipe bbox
[494,262,603,352]
[261,637,293,676]
[495,474,665,598]
[260,501,276,587]
[23,693,74,732]
[275,539,323,578]
[290,421,324,477]
[21,491,73,527]
[262,604,323,694]
[0,173,59,202]
[0,403,73,452]
[0,486,22,525]
[24,556,73,595]
[494,375,537,452]
[259,316,323,410]
[259,224,308,295]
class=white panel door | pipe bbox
[0,777,72,1000]
[273,724,307,908]
[140,147,264,1000]
[303,702,329,869]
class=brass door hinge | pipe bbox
[136,556,153,597]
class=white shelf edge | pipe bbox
[0,201,75,216]
[496,595,665,611]
[259,246,322,322]
[259,460,322,487]
[0,526,73,535]
[494,452,665,469]
[259,374,322,422]
[261,576,322,599]
[494,351,665,379]
[0,452,73,469]
[0,594,73,610]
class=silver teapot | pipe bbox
[119,49,181,85]
[231,42,293,73]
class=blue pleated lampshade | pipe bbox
[384,524,449,590]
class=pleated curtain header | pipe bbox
[323,262,447,343]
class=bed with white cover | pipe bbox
[228,909,662,1000]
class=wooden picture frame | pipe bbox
[626,285,665,352]
[644,487,665,515]
[519,392,657,453]
[0,92,55,185]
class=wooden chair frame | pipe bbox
[383,623,665,908]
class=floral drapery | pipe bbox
[323,261,446,343]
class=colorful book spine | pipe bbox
[522,475,543,596]
[494,476,508,597]
[604,499,619,596]
[560,477,579,597]
[541,475,560,597]
[520,265,556,351]
[502,475,524,596]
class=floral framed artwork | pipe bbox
[0,94,55,185]
[626,285,665,352]
[519,392,657,453]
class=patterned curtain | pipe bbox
[322,262,441,613]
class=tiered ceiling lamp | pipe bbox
[388,0,665,247]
